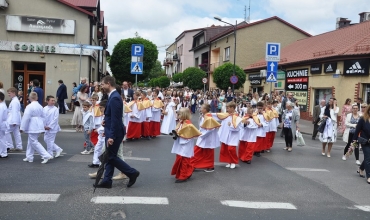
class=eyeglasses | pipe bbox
[361,107,366,108]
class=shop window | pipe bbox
[27,63,46,71]
[314,88,332,106]
[14,62,24,70]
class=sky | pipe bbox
[100,0,369,70]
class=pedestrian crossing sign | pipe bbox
[131,62,143,74]
[266,71,277,82]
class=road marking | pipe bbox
[0,193,60,202]
[91,196,169,205]
[214,162,240,167]
[286,168,330,172]
[220,200,297,210]
[60,129,78,133]
[355,206,370,212]
[68,155,150,162]
[8,152,66,156]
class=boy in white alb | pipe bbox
[238,108,259,163]
[254,101,269,157]
[0,92,9,158]
[6,87,23,151]
[43,96,63,158]
[21,92,52,164]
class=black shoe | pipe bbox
[312,137,315,140]
[204,168,214,172]
[261,150,265,153]
[175,179,187,183]
[255,153,261,157]
[0,155,8,158]
[88,163,100,168]
[246,160,251,164]
[93,182,112,189]
[127,171,140,188]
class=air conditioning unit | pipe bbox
[0,0,9,9]
[260,69,267,77]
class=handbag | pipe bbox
[318,120,326,133]
[317,119,325,126]
[74,100,80,107]
[296,130,305,146]
[358,136,370,145]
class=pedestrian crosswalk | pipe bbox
[0,193,369,212]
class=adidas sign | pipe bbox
[326,64,333,72]
[346,62,365,74]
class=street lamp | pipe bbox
[214,17,237,94]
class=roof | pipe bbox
[210,16,312,42]
[245,19,370,71]
[190,25,232,51]
[62,0,98,8]
[175,28,204,41]
[57,0,95,16]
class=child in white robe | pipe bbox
[21,92,52,164]
[160,97,176,135]
[81,102,95,155]
[6,87,23,151]
[239,108,259,163]
[0,92,9,158]
[171,108,201,183]
[43,96,63,158]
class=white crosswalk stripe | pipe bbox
[354,206,370,212]
[286,168,330,172]
[91,196,169,205]
[0,193,60,202]
[221,200,297,210]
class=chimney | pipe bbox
[359,12,370,23]
[336,17,351,29]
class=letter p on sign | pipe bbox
[131,44,144,57]
[265,42,281,61]
[268,44,279,56]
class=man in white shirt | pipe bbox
[155,86,164,100]
[121,81,134,101]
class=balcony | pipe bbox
[173,54,179,61]
[198,63,208,72]
[162,60,169,66]
[166,58,173,65]
[209,62,220,72]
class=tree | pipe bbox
[182,67,206,90]
[148,60,165,80]
[213,63,246,90]
[157,76,170,88]
[110,37,158,83]
[172,72,183,83]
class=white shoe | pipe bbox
[321,153,326,156]
[342,155,347,161]
[23,158,33,163]
[88,148,94,154]
[230,163,236,169]
[89,172,97,178]
[327,154,331,158]
[225,164,231,168]
[81,150,90,155]
[41,158,49,164]
[356,160,361,165]
[112,173,128,180]
[55,149,63,158]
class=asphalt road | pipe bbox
[1,115,370,220]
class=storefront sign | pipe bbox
[310,64,322,74]
[343,59,369,76]
[290,91,307,111]
[6,15,76,35]
[0,40,98,58]
[250,79,262,85]
[277,71,285,80]
[324,62,337,73]
[285,68,309,91]
[248,73,264,80]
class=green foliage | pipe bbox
[213,63,246,90]
[148,60,165,79]
[149,76,170,88]
[172,72,183,83]
[110,37,158,83]
[137,82,145,87]
[182,67,206,90]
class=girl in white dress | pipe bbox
[160,97,177,135]
[319,98,339,158]
[72,85,88,132]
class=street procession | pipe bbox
[1,0,370,219]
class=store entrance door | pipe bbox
[13,62,45,106]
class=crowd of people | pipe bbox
[0,77,369,186]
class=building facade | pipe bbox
[209,16,311,92]
[246,15,370,120]
[0,0,108,105]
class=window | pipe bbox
[195,57,199,67]
[224,47,230,61]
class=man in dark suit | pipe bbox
[191,92,197,113]
[33,79,44,106]
[56,80,68,114]
[312,99,326,140]
[121,81,134,102]
[94,76,140,189]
